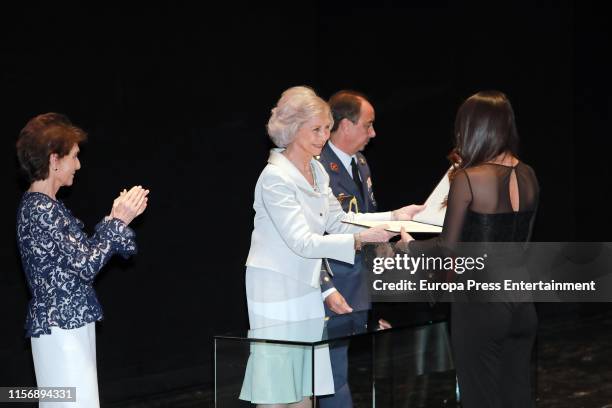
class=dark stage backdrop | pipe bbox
[1,2,609,404]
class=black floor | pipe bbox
[108,304,612,408]
[534,305,612,408]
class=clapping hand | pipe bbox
[111,185,149,225]
[392,204,426,221]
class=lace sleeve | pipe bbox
[29,200,137,282]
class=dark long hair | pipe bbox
[450,90,519,174]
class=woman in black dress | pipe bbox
[399,90,539,408]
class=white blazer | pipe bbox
[246,149,391,288]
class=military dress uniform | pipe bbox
[317,142,379,408]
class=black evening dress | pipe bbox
[407,162,539,408]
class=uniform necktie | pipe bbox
[351,157,364,200]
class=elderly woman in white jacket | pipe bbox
[240,86,422,407]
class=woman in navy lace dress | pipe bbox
[16,113,149,408]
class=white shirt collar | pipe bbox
[328,141,357,178]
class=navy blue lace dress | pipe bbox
[16,192,137,338]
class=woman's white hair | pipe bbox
[267,86,333,148]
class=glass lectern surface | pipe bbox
[214,312,454,407]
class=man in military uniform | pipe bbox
[318,90,384,407]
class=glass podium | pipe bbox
[214,312,455,407]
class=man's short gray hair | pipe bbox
[267,86,333,147]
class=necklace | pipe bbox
[296,161,318,190]
[282,150,318,191]
[299,162,317,190]
[310,162,319,192]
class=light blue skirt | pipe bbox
[240,342,314,404]
[240,267,334,403]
